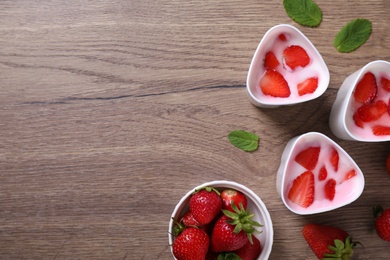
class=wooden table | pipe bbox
[1,0,389,259]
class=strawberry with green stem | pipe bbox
[172,226,210,260]
[190,186,222,225]
[373,205,390,242]
[211,202,262,253]
[211,235,262,260]
[302,223,357,259]
[221,188,248,213]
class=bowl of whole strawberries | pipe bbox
[168,180,273,260]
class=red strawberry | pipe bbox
[318,166,327,181]
[302,223,355,259]
[353,72,377,104]
[357,100,387,122]
[233,235,262,260]
[221,188,247,212]
[278,33,287,41]
[373,205,390,242]
[380,76,390,92]
[342,169,357,183]
[297,77,318,96]
[172,227,210,260]
[190,187,222,225]
[211,214,249,252]
[353,110,364,128]
[264,51,280,70]
[295,146,321,170]
[330,148,339,172]
[372,125,390,136]
[386,154,390,175]
[282,45,310,70]
[388,98,390,116]
[259,69,291,98]
[180,211,203,227]
[211,204,262,252]
[324,178,336,201]
[288,171,315,208]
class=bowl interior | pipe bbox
[278,132,364,215]
[246,24,329,107]
[168,180,273,260]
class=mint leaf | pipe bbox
[283,0,322,27]
[334,18,372,53]
[228,130,259,152]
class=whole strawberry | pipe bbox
[180,211,203,227]
[172,227,209,260]
[211,203,262,252]
[233,235,262,260]
[221,188,248,212]
[190,187,222,225]
[302,223,355,259]
[373,205,390,242]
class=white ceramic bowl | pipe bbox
[168,180,273,259]
[276,132,364,215]
[246,24,330,108]
[330,60,390,142]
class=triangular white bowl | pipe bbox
[246,24,330,108]
[330,60,390,142]
[276,132,364,215]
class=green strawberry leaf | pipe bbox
[283,0,322,27]
[334,19,372,53]
[228,130,259,152]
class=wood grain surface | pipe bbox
[1,0,389,259]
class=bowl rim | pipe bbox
[168,180,274,260]
[278,132,365,215]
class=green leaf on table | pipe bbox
[283,0,322,27]
[228,130,259,152]
[333,18,372,53]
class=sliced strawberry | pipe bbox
[353,72,377,104]
[295,146,321,170]
[330,147,339,172]
[353,110,364,128]
[283,45,310,70]
[357,100,387,122]
[324,179,336,201]
[259,69,291,98]
[278,33,287,41]
[380,75,390,92]
[318,166,327,181]
[372,125,390,136]
[342,169,357,182]
[264,51,280,70]
[297,77,318,96]
[288,171,315,208]
[388,99,390,116]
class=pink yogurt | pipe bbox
[247,24,329,107]
[277,132,364,215]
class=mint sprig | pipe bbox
[228,130,259,152]
[334,18,372,53]
[283,0,322,27]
